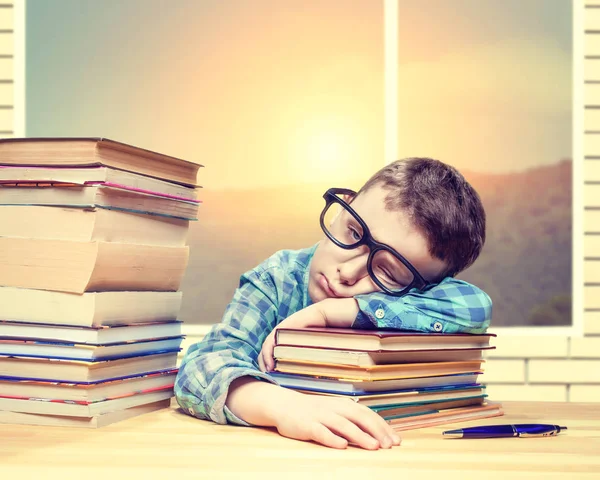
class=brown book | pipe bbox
[274,359,485,381]
[388,403,504,430]
[0,237,188,293]
[375,396,486,419]
[0,206,189,247]
[0,321,183,344]
[273,345,491,366]
[275,327,495,351]
[0,352,178,382]
[0,388,174,417]
[0,184,199,220]
[0,138,202,187]
[0,398,171,428]
[0,288,182,327]
[0,165,200,199]
[298,385,486,408]
[0,370,177,403]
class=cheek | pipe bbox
[350,275,382,296]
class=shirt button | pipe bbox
[375,308,385,319]
[433,321,443,332]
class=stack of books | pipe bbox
[0,137,202,428]
[270,327,503,431]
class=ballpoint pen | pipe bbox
[442,424,568,438]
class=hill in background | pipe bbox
[180,160,572,327]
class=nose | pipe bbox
[337,247,370,286]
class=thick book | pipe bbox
[0,206,190,247]
[0,288,182,327]
[0,165,199,200]
[273,345,491,367]
[387,403,504,430]
[0,137,202,187]
[275,327,495,351]
[297,384,486,408]
[0,183,200,220]
[372,395,487,418]
[274,359,485,381]
[0,398,171,428]
[0,238,189,293]
[0,337,184,361]
[269,371,481,393]
[0,369,178,402]
[0,351,178,382]
[0,387,174,416]
[0,321,183,344]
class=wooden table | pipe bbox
[2,401,599,479]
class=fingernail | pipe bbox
[381,437,392,448]
[370,439,379,449]
[392,434,401,444]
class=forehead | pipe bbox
[350,186,413,246]
[348,185,445,280]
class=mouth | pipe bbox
[319,274,341,298]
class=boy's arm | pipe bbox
[174,267,280,426]
[176,265,402,449]
[353,277,492,334]
[258,278,491,371]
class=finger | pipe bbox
[258,351,267,372]
[322,413,380,450]
[265,336,276,371]
[340,401,401,448]
[309,422,349,450]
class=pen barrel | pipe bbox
[461,425,518,438]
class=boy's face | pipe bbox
[308,184,447,303]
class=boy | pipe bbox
[175,157,491,451]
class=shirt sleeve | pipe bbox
[352,277,492,334]
[174,266,280,426]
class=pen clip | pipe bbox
[519,430,559,438]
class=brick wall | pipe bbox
[0,2,13,137]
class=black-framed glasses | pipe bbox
[320,188,431,297]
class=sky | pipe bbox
[26,0,572,188]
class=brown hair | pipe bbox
[357,157,486,279]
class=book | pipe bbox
[0,138,202,187]
[296,384,486,408]
[0,238,189,293]
[0,352,179,382]
[0,288,182,327]
[269,371,481,393]
[0,206,190,247]
[0,183,200,220]
[0,387,174,416]
[274,359,485,381]
[0,369,178,402]
[0,337,184,361]
[0,398,171,428]
[275,327,495,351]
[0,321,183,344]
[387,403,504,430]
[373,395,487,418]
[273,345,491,367]
[0,165,199,200]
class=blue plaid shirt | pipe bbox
[175,244,492,425]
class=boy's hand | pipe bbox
[227,377,401,450]
[274,390,402,450]
[258,298,359,372]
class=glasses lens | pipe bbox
[371,249,415,293]
[322,201,363,247]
